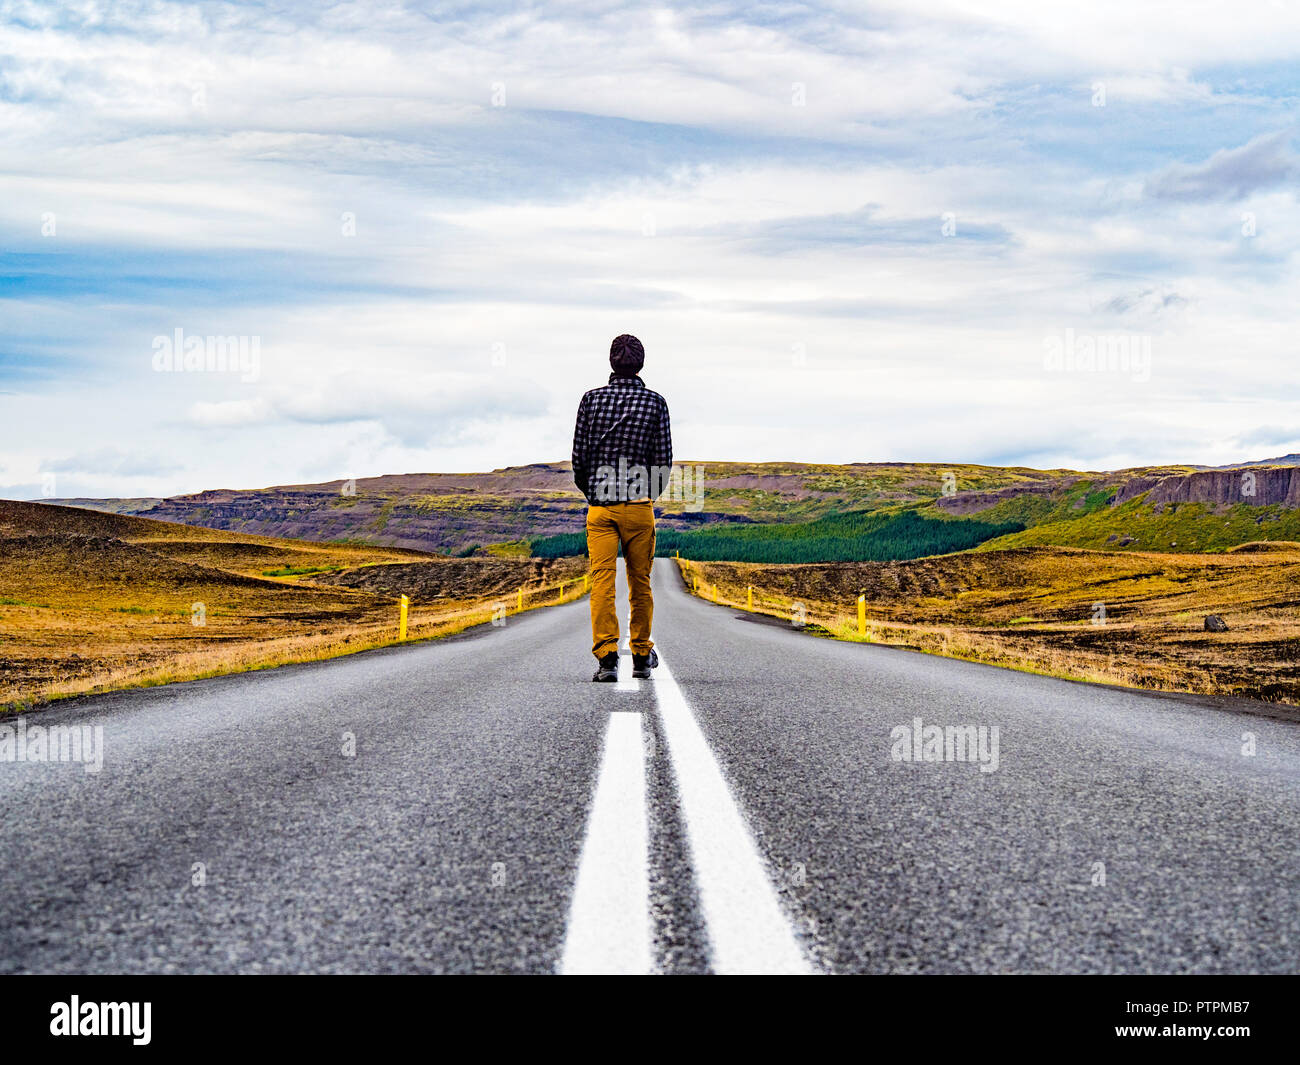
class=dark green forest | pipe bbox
[529,508,1024,563]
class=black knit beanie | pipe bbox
[609,334,645,377]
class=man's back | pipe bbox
[572,372,672,505]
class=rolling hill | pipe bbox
[40,456,1300,563]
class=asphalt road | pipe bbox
[1,560,1297,974]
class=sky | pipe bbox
[2,0,1299,499]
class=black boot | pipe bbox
[592,652,619,682]
[632,648,659,679]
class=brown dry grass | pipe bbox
[0,501,588,711]
[677,544,1300,704]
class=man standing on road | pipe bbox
[571,334,673,682]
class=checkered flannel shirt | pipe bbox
[571,373,673,505]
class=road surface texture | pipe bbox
[1,561,1297,974]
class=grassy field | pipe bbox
[675,543,1300,704]
[0,501,587,710]
[976,496,1300,553]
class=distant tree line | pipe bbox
[529,508,1023,563]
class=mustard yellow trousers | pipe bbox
[586,501,656,658]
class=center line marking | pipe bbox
[558,711,652,975]
[653,654,814,975]
[616,637,640,691]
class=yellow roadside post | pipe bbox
[399,594,409,640]
[558,582,565,604]
[747,585,753,611]
[583,573,589,592]
[693,575,698,593]
[517,587,523,613]
[858,594,866,637]
[712,584,718,604]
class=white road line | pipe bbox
[615,638,640,691]
[558,711,652,975]
[613,564,640,690]
[653,654,814,975]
